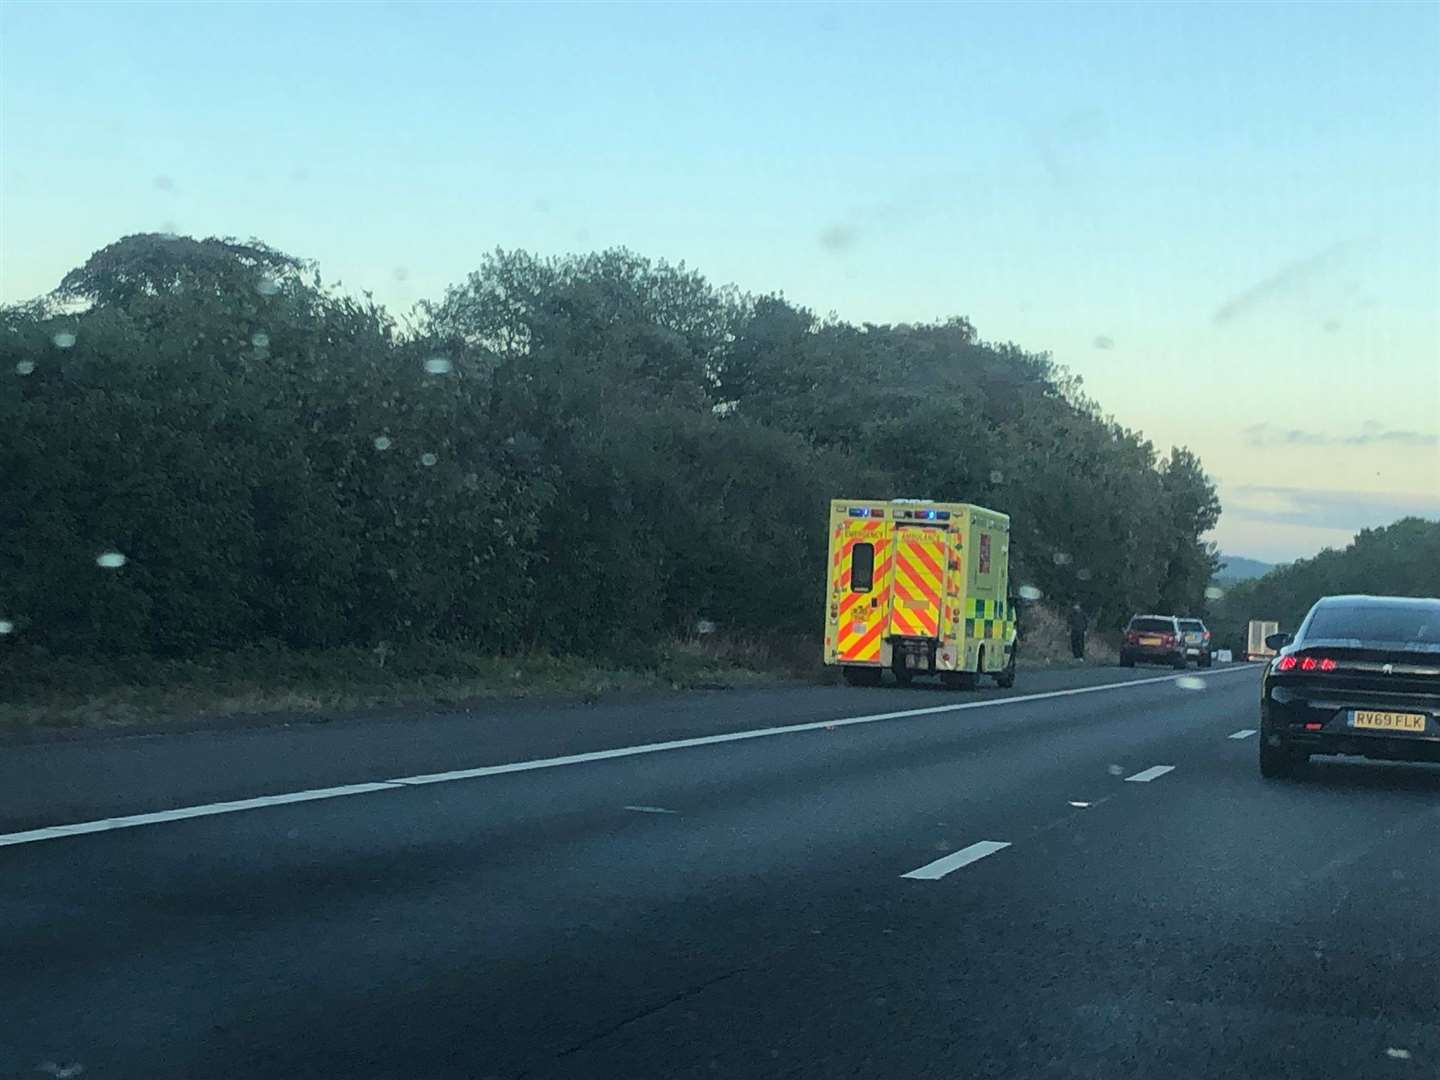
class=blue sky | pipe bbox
[3,0,1437,562]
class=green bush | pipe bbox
[0,234,1224,665]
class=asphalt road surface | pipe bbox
[4,663,1439,1079]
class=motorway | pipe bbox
[3,663,1439,1079]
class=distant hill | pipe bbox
[1209,518,1440,648]
[1215,555,1274,582]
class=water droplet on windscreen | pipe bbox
[1175,676,1206,691]
[1018,585,1043,601]
[52,332,76,349]
[96,551,127,569]
[251,332,270,349]
[419,452,438,467]
[15,360,35,376]
[0,619,14,635]
[1076,568,1092,581]
[373,436,392,451]
[423,356,453,375]
[989,470,1004,484]
[1204,585,1225,600]
[1106,764,1124,776]
[255,276,280,297]
[1052,552,1072,566]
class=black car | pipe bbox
[1120,615,1188,669]
[1258,594,1440,778]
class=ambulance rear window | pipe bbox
[851,543,875,593]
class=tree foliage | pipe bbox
[1211,518,1440,649]
[2,235,1225,661]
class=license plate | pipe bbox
[1139,636,1161,646]
[1352,710,1428,733]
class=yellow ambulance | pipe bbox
[823,498,1017,688]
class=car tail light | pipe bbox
[1125,631,1139,644]
[1304,722,1324,731]
[1275,655,1337,673]
[1202,631,1212,641]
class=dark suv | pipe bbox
[1120,615,1187,669]
[1178,618,1213,667]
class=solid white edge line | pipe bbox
[901,840,1011,880]
[1124,765,1176,783]
[1228,729,1258,740]
[1,665,1260,848]
[0,782,402,847]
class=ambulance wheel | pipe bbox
[941,671,977,690]
[891,661,914,687]
[842,666,882,687]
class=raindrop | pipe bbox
[1385,1049,1411,1060]
[0,619,13,635]
[1175,676,1206,691]
[1052,551,1072,566]
[1204,585,1225,601]
[422,356,453,375]
[1106,764,1124,776]
[1018,584,1043,601]
[251,332,270,349]
[15,360,35,376]
[1076,568,1093,582]
[393,266,410,282]
[255,276,280,297]
[96,551,127,569]
[152,174,176,191]
[989,469,1004,484]
[52,331,76,349]
[373,436,392,451]
[419,452,438,467]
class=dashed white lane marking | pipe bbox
[1068,801,1093,808]
[902,840,1011,880]
[1228,729,1258,740]
[1124,765,1175,783]
[623,805,678,815]
[1,665,1260,849]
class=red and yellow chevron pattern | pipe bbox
[887,531,945,639]
[835,520,891,662]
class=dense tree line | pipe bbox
[1,234,1221,661]
[1211,518,1440,649]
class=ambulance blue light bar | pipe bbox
[847,507,885,518]
[914,509,951,521]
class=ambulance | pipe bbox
[823,498,1017,688]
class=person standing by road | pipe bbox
[1068,603,1089,660]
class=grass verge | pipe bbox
[0,635,822,735]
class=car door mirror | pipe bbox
[1264,632,1291,650]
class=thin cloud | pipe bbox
[1225,484,1440,530]
[1212,240,1357,325]
[1242,422,1438,448]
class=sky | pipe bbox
[2,0,1437,563]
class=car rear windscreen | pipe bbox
[1306,604,1440,645]
[1178,620,1205,631]
[1130,618,1174,632]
